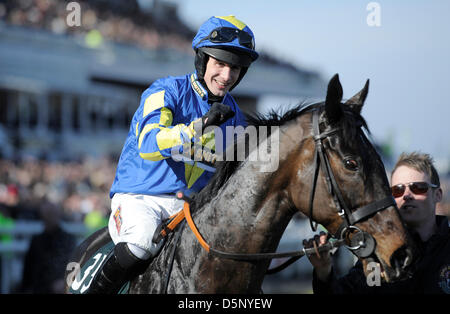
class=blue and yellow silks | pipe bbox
[110,73,247,198]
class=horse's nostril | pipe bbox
[403,248,414,268]
[390,245,413,274]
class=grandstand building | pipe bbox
[0,1,325,160]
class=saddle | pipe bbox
[151,192,190,244]
[152,191,210,254]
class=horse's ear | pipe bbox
[324,73,343,123]
[344,79,369,114]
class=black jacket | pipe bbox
[21,226,76,293]
[313,216,450,294]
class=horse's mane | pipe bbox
[191,101,372,211]
[246,101,318,127]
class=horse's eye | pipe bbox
[344,158,359,171]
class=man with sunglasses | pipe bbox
[305,151,449,294]
[391,153,443,243]
[85,16,259,294]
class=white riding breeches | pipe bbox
[108,193,184,259]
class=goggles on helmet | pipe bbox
[197,27,255,50]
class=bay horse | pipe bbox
[65,74,415,294]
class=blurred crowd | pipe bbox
[1,153,448,224]
[0,0,194,52]
[0,155,115,223]
[0,0,311,76]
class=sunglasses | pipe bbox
[391,181,438,198]
[199,27,255,50]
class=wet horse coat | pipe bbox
[128,75,415,293]
[65,74,416,294]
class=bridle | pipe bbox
[165,107,397,273]
[308,108,396,258]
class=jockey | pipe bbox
[87,15,259,294]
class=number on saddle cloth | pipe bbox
[66,192,193,294]
[66,227,130,294]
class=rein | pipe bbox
[178,194,345,264]
[158,198,342,293]
[161,108,396,275]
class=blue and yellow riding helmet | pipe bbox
[192,15,259,90]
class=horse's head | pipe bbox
[287,74,416,283]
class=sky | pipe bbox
[172,0,450,168]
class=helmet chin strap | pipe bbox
[200,79,224,104]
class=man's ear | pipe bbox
[434,187,443,203]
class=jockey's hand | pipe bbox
[303,231,333,281]
[190,144,218,165]
[197,102,235,132]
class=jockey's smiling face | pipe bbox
[203,56,241,97]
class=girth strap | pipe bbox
[182,200,210,252]
[152,209,187,244]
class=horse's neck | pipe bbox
[200,164,286,252]
[197,116,308,255]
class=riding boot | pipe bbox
[87,242,150,294]
[87,252,128,294]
